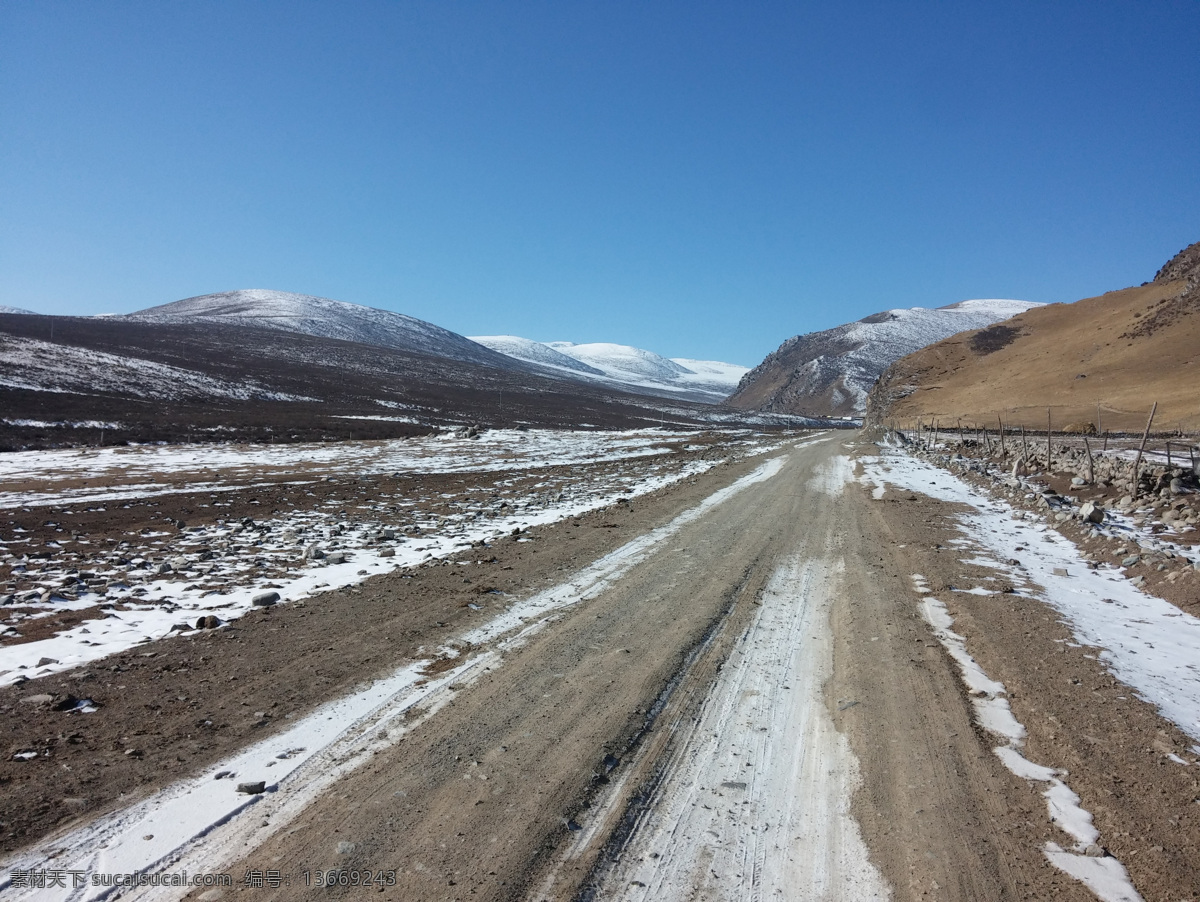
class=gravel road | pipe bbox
[5,432,1199,902]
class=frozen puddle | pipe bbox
[0,459,789,902]
[592,554,890,901]
[911,576,1141,902]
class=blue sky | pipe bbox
[2,2,1197,365]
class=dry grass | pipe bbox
[871,279,1200,432]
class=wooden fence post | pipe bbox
[1046,408,1052,471]
[1131,402,1158,498]
[997,415,1006,457]
[1083,436,1094,484]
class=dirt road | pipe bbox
[6,433,1200,901]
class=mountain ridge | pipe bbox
[865,239,1200,432]
[727,299,1042,417]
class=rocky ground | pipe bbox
[888,429,1200,610]
[2,430,1200,902]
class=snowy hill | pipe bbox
[471,336,748,403]
[468,336,606,376]
[0,305,35,314]
[126,289,515,368]
[729,299,1043,417]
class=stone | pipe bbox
[378,546,395,558]
[1071,476,1087,486]
[252,590,280,607]
[325,551,348,565]
[196,615,221,630]
[1121,555,1141,567]
[1078,502,1104,523]
[156,562,172,574]
[236,781,266,794]
[304,544,324,560]
[36,657,59,667]
[337,841,357,854]
[19,694,54,706]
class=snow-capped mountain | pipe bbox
[126,289,516,368]
[0,305,35,314]
[729,299,1043,417]
[470,336,749,404]
[468,336,606,377]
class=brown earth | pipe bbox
[867,240,1200,433]
[843,446,1200,902]
[4,435,1200,901]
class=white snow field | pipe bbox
[0,457,794,902]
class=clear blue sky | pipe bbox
[2,2,1198,365]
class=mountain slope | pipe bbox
[127,289,516,368]
[0,305,35,315]
[467,336,606,376]
[728,299,1042,417]
[865,240,1200,432]
[470,336,748,403]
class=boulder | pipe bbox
[1078,502,1104,523]
[252,591,280,607]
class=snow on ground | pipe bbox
[590,554,888,900]
[0,334,312,402]
[0,457,793,902]
[0,428,734,508]
[862,447,1200,743]
[0,431,799,686]
[125,289,507,368]
[911,574,1141,901]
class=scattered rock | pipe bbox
[36,657,59,667]
[1078,502,1104,523]
[196,615,221,630]
[19,694,54,706]
[337,841,357,854]
[252,590,280,607]
[378,546,395,558]
[237,781,266,794]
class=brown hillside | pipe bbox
[867,243,1200,432]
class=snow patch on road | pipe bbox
[915,594,1141,901]
[0,458,791,902]
[868,449,1200,745]
[593,552,890,901]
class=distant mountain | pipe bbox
[126,289,516,369]
[468,335,606,377]
[0,305,35,314]
[866,241,1200,432]
[470,336,748,403]
[728,299,1043,417]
